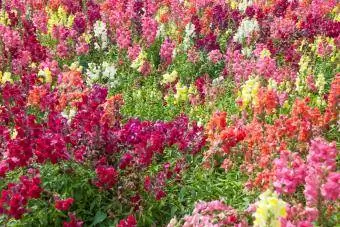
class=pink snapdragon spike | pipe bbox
[116,28,131,50]
[321,172,340,201]
[142,16,158,46]
[208,49,223,64]
[160,38,175,65]
[128,44,141,61]
[182,200,243,227]
[273,150,306,194]
[304,138,338,207]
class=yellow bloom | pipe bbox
[1,72,13,84]
[47,6,74,33]
[155,6,169,23]
[38,68,52,84]
[253,190,287,227]
[131,50,146,70]
[174,82,188,104]
[0,10,10,25]
[238,76,260,110]
[260,49,271,58]
[70,62,83,72]
[161,70,178,84]
[10,128,18,140]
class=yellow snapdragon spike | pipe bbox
[298,55,310,75]
[155,6,169,23]
[253,190,287,227]
[316,73,326,95]
[131,50,146,70]
[1,72,13,84]
[174,82,189,103]
[0,10,10,25]
[10,128,18,140]
[47,6,74,33]
[166,22,179,40]
[84,33,92,44]
[260,49,271,58]
[184,0,191,8]
[332,5,339,21]
[227,0,238,10]
[38,68,52,84]
[70,62,83,72]
[162,70,178,84]
[238,76,260,110]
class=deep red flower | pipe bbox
[117,215,137,227]
[55,198,74,211]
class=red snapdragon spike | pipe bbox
[94,166,118,189]
[0,174,41,219]
[117,215,137,227]
[63,213,83,227]
[55,198,75,211]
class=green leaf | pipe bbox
[90,211,107,226]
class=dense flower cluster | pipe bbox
[0,0,338,226]
[0,174,41,219]
[171,200,244,227]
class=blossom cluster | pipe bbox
[0,0,339,226]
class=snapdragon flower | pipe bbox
[47,7,74,32]
[161,70,178,84]
[253,190,287,227]
[233,18,259,44]
[93,20,108,50]
[237,76,260,110]
[86,62,118,88]
[0,72,13,84]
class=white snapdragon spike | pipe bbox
[233,18,259,44]
[182,22,195,50]
[86,62,119,88]
[212,76,224,86]
[238,0,253,12]
[185,22,195,38]
[102,61,117,80]
[61,108,77,125]
[241,46,253,57]
[157,24,166,38]
[86,62,101,82]
[93,20,108,50]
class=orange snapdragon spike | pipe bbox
[61,70,84,89]
[27,86,48,108]
[325,74,340,123]
[206,111,227,142]
[101,94,124,127]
